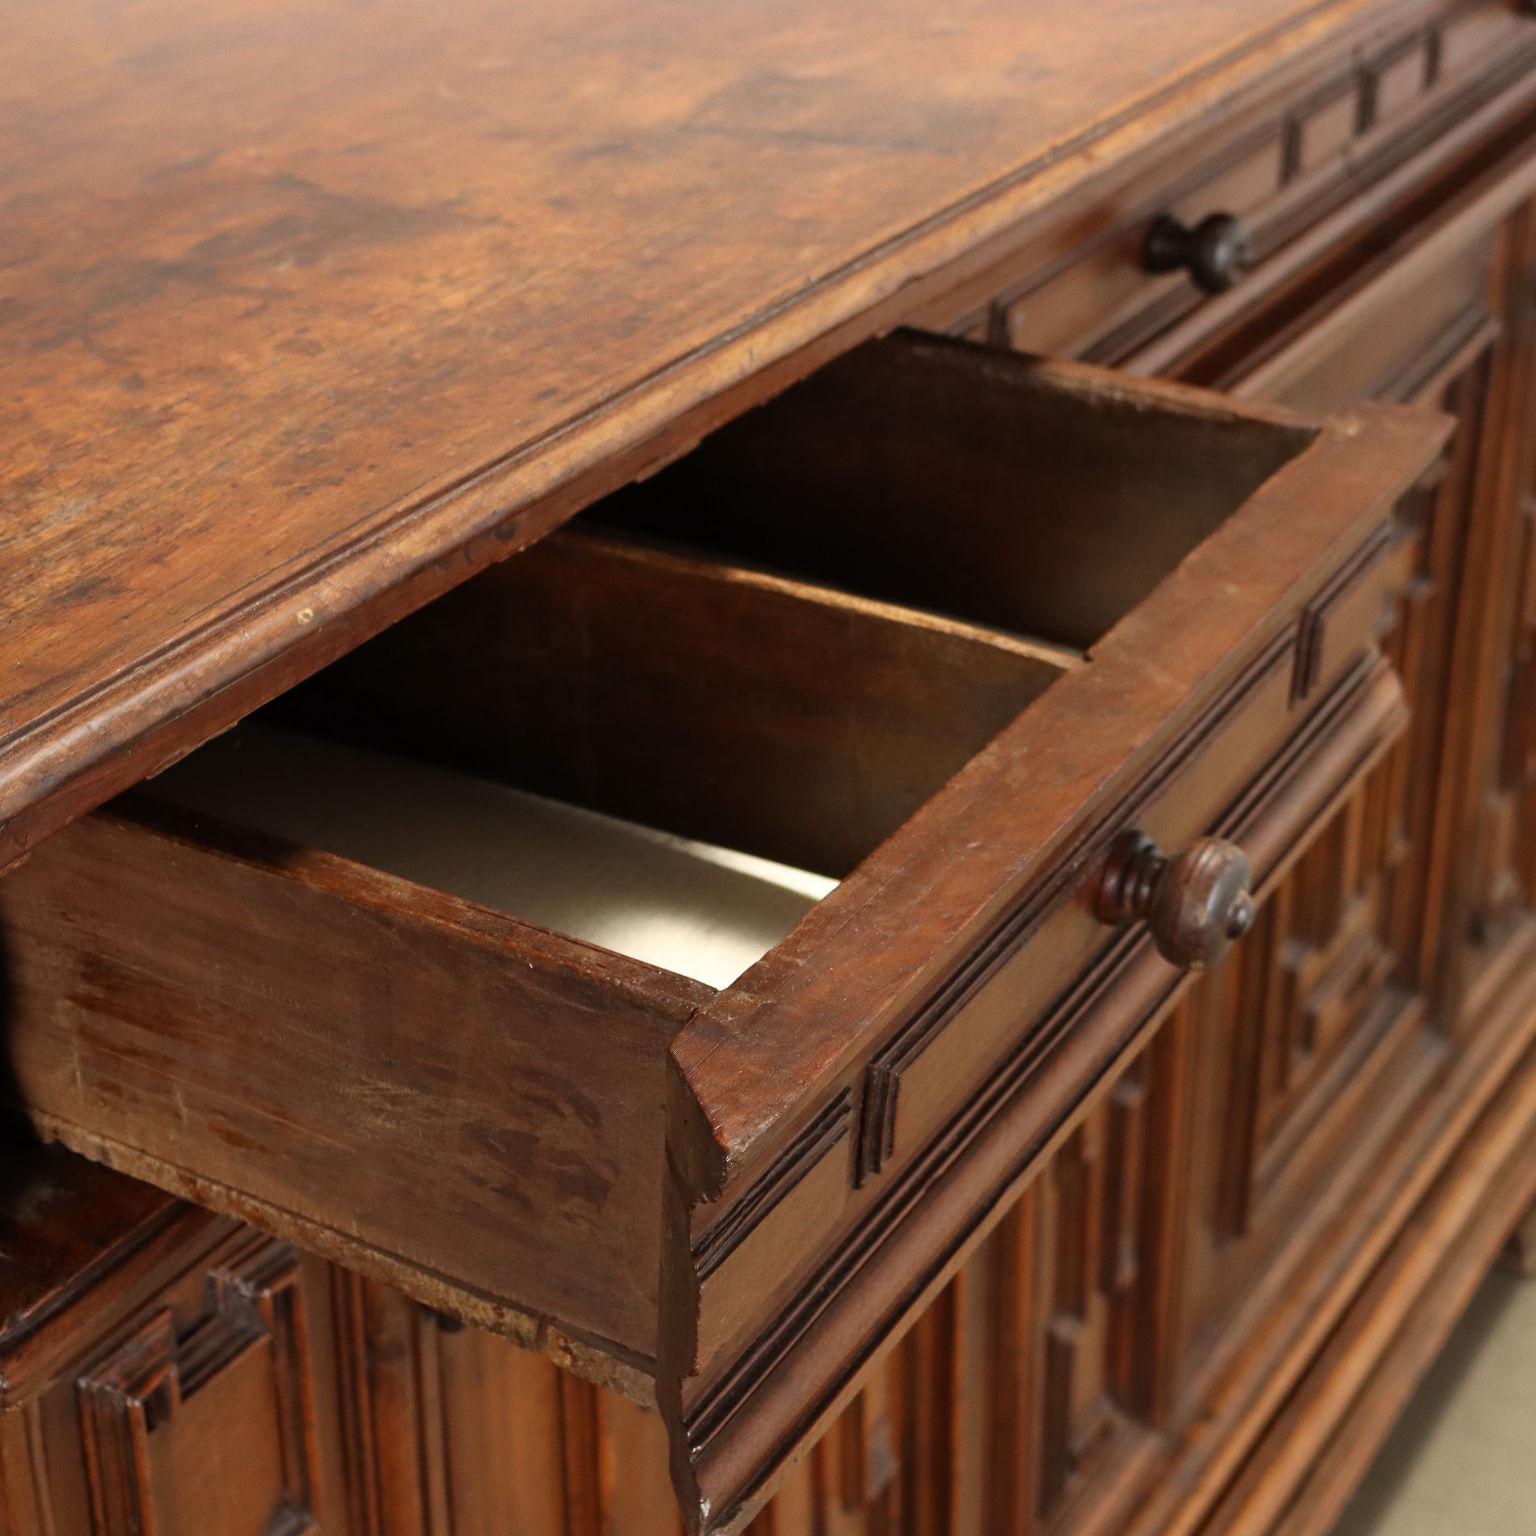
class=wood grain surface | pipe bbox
[0,0,1397,864]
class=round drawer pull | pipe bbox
[1094,832,1255,972]
[1143,211,1252,294]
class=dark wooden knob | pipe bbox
[1094,832,1255,972]
[1143,211,1252,294]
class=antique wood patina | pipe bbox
[3,2,1536,1535]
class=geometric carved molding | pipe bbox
[78,1234,317,1536]
[1038,1060,1151,1517]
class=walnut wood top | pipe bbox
[2,0,1390,861]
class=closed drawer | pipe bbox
[0,332,1447,1533]
[991,0,1536,367]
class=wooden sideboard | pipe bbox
[3,2,1536,1533]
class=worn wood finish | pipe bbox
[0,0,1442,870]
[7,963,1536,1536]
[3,4,1536,1536]
[0,800,704,1375]
[919,62,1536,1536]
[655,346,1444,1532]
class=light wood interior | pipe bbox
[148,724,837,989]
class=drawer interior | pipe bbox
[593,330,1313,651]
[146,330,1318,993]
[149,724,836,991]
[149,524,1077,985]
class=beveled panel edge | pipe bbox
[693,1095,852,1284]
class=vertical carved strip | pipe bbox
[558,1375,604,1536]
[330,1268,381,1534]
[595,1392,682,1536]
[859,1353,903,1536]
[78,1310,173,1536]
[0,1400,53,1536]
[900,1282,959,1536]
[987,1192,1040,1536]
[1137,994,1200,1427]
[947,1257,994,1536]
[1466,205,1536,965]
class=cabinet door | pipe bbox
[1177,153,1536,1030]
[1236,192,1536,1031]
[1142,154,1536,1373]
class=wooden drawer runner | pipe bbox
[0,332,1448,1533]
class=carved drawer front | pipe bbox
[0,331,1447,1533]
[77,1234,319,1536]
[989,0,1536,368]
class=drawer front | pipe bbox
[994,0,1536,366]
[853,615,1401,1192]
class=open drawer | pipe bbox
[0,333,1446,1532]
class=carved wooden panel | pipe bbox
[76,1233,318,1536]
[1032,1058,1156,1517]
[1166,207,1530,1372]
[1245,196,1536,1035]
[293,1019,1176,1536]
[1179,757,1441,1343]
[711,1030,1178,1536]
[326,1273,681,1536]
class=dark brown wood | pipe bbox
[267,527,1074,880]
[0,800,703,1375]
[2,6,1535,1536]
[1143,213,1255,295]
[654,344,1444,1532]
[595,335,1311,653]
[1093,834,1256,972]
[8,955,1536,1536]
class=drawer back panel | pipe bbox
[269,530,1073,879]
[595,335,1308,651]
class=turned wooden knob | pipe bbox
[1094,832,1255,972]
[1143,211,1252,294]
